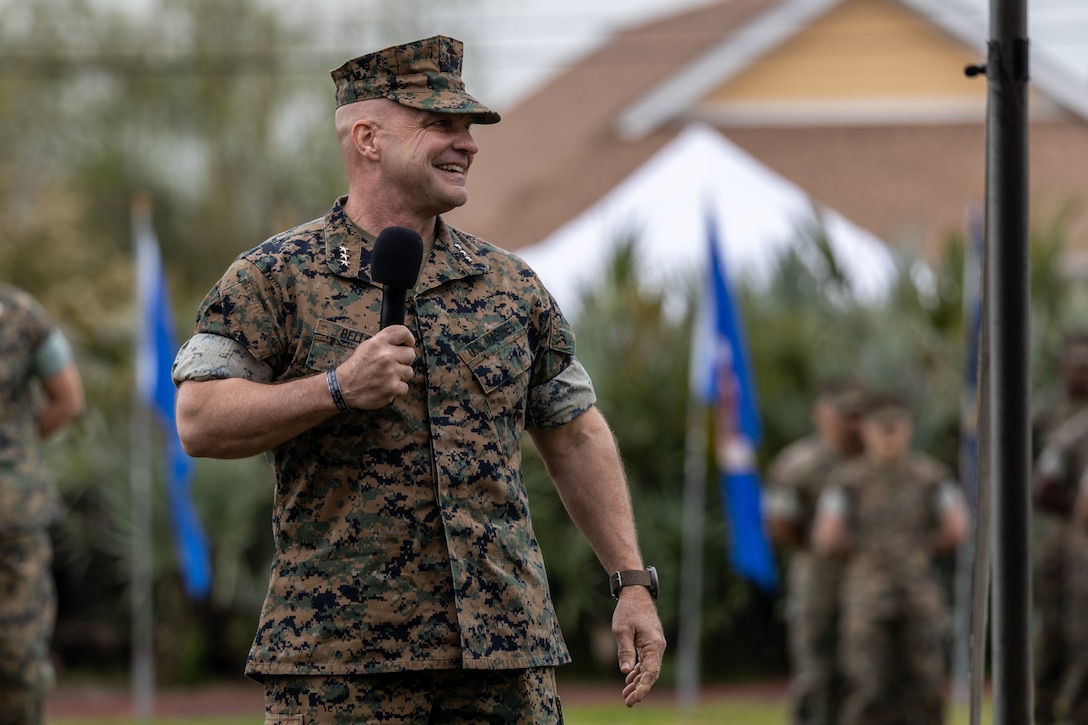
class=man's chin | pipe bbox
[444,192,469,210]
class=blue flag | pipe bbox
[960,206,983,512]
[135,203,212,599]
[692,208,778,593]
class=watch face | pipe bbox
[647,566,659,599]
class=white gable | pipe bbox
[516,124,897,317]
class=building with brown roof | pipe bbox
[447,0,1088,268]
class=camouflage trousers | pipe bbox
[838,584,946,725]
[1046,524,1088,724]
[1034,517,1067,725]
[263,667,563,724]
[0,529,56,725]
[787,560,844,725]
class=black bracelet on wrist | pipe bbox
[326,369,352,413]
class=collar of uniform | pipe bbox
[323,198,489,289]
[416,220,490,292]
[324,197,374,282]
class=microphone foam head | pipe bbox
[371,226,424,288]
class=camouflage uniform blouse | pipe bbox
[766,436,848,616]
[825,453,956,618]
[173,198,594,678]
[0,284,68,530]
[767,436,843,550]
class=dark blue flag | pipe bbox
[691,207,778,593]
[961,206,983,512]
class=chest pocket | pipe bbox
[456,318,531,395]
[305,319,369,371]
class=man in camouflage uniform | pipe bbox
[1032,333,1088,724]
[0,283,84,725]
[1033,403,1088,723]
[1064,476,1088,725]
[172,36,665,724]
[765,382,865,725]
[812,396,968,725]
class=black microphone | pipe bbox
[371,226,424,329]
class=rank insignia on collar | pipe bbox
[452,242,472,264]
[338,246,350,266]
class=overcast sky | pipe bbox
[83,0,1088,110]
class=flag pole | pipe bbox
[131,193,155,722]
[677,207,778,710]
[952,206,983,705]
[969,200,994,725]
[676,397,707,711]
[984,0,1032,721]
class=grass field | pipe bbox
[50,700,993,724]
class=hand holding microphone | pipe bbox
[331,227,424,410]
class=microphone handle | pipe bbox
[380,287,408,329]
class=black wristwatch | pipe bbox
[609,566,659,600]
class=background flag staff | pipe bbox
[131,193,212,720]
[968,0,1031,723]
[131,193,157,721]
[677,206,778,710]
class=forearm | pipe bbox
[766,516,802,549]
[931,504,970,554]
[812,513,850,555]
[531,407,644,572]
[176,375,338,459]
[38,364,85,439]
[532,406,665,706]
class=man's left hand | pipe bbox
[612,587,666,707]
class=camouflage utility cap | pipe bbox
[331,35,500,124]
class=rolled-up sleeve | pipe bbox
[33,329,74,380]
[172,333,274,385]
[526,358,596,430]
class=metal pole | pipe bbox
[676,400,707,711]
[131,196,155,722]
[130,399,155,722]
[970,217,992,725]
[953,207,984,706]
[985,1,1032,722]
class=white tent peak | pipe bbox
[515,124,897,316]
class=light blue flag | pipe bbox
[135,206,212,599]
[692,207,778,593]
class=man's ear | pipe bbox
[352,119,380,160]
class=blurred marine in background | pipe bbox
[813,394,968,725]
[764,380,866,725]
[1031,332,1088,725]
[0,283,84,725]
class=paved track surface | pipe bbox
[46,679,790,718]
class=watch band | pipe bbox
[610,566,659,599]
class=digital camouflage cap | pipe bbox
[330,35,501,124]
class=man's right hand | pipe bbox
[336,325,417,410]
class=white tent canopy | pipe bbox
[516,124,897,316]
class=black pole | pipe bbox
[985,0,1032,723]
